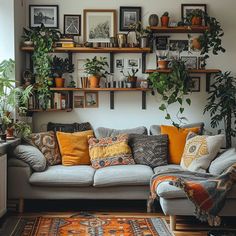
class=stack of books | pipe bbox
[55,38,74,48]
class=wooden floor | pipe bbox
[2,199,236,236]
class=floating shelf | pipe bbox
[148,26,209,33]
[28,108,73,113]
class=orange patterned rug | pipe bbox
[0,214,173,236]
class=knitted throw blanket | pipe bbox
[148,165,236,226]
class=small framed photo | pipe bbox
[198,56,206,69]
[120,7,141,31]
[29,5,59,28]
[115,59,124,69]
[156,36,169,50]
[74,95,84,108]
[85,92,99,108]
[126,59,140,69]
[64,15,81,36]
[189,77,201,92]
[169,40,189,51]
[84,9,117,43]
[181,56,198,69]
[181,4,207,22]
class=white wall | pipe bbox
[25,0,236,146]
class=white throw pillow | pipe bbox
[180,132,224,172]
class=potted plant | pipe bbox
[157,51,170,69]
[186,9,204,26]
[148,59,192,127]
[121,63,139,88]
[22,28,36,47]
[51,56,75,88]
[204,72,236,148]
[161,12,170,27]
[0,59,33,141]
[84,56,109,88]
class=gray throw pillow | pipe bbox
[13,145,47,172]
[209,148,236,175]
[95,126,148,139]
[128,134,168,168]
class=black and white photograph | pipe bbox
[181,56,198,69]
[198,56,206,69]
[127,59,140,68]
[189,77,201,92]
[120,7,141,31]
[85,92,99,108]
[169,40,189,51]
[156,36,169,50]
[64,15,81,35]
[29,5,59,28]
[115,59,124,69]
[181,4,207,23]
[84,9,117,43]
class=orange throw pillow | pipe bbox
[161,125,200,164]
[56,130,94,166]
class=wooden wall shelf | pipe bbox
[28,108,73,113]
[148,26,209,33]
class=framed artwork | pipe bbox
[74,95,84,108]
[181,56,198,69]
[29,5,59,28]
[198,56,206,69]
[64,15,81,35]
[115,59,124,69]
[120,7,141,31]
[85,92,99,108]
[126,59,140,69]
[156,36,169,50]
[169,40,189,51]
[83,9,117,43]
[189,77,201,92]
[181,4,207,22]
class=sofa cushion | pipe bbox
[13,145,46,172]
[95,126,147,139]
[93,164,153,187]
[29,165,95,187]
[154,164,183,174]
[209,148,236,175]
[129,134,168,168]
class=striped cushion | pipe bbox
[88,134,135,169]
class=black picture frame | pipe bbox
[156,36,169,50]
[29,5,59,28]
[181,4,207,22]
[64,14,82,36]
[120,6,141,31]
[181,56,198,69]
[189,77,201,92]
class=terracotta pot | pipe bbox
[191,17,202,26]
[161,16,169,27]
[55,77,65,88]
[158,60,169,69]
[6,127,14,138]
[192,37,202,50]
[89,75,100,88]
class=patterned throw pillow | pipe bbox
[88,134,135,169]
[28,131,61,166]
[180,132,224,172]
[128,134,168,168]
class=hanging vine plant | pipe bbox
[148,59,192,127]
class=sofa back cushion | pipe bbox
[88,134,135,169]
[56,130,94,166]
[47,122,92,133]
[128,134,168,168]
[94,126,147,139]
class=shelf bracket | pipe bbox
[142,91,147,110]
[110,53,114,74]
[142,53,146,73]
[110,91,114,109]
[29,51,33,72]
[68,52,73,67]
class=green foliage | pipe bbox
[186,9,204,22]
[129,21,152,39]
[121,62,139,79]
[204,72,236,148]
[51,56,74,77]
[162,12,169,17]
[84,56,109,78]
[148,59,192,127]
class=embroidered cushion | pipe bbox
[27,131,61,166]
[88,134,135,169]
[56,130,94,166]
[128,134,168,168]
[180,132,224,172]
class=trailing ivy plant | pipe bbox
[148,59,192,127]
[204,72,236,148]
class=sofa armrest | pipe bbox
[8,157,31,168]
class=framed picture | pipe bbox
[115,59,124,69]
[64,15,81,35]
[169,40,189,51]
[181,56,198,69]
[126,59,140,69]
[29,5,59,28]
[198,56,206,69]
[189,77,201,92]
[85,92,99,108]
[74,95,84,108]
[120,7,141,31]
[181,4,207,22]
[83,9,117,43]
[156,36,169,50]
